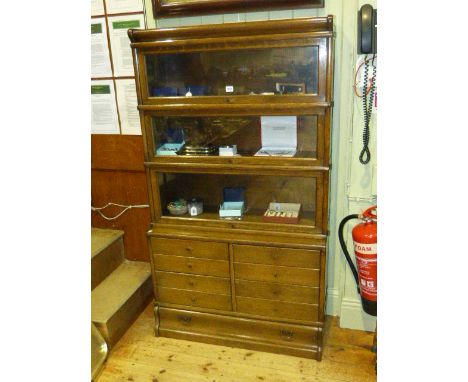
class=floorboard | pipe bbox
[97,304,376,382]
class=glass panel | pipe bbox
[158,173,316,226]
[146,46,319,97]
[152,115,317,158]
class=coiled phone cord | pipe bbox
[359,55,377,165]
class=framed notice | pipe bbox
[152,0,324,17]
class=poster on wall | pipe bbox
[115,79,141,135]
[91,18,112,78]
[91,0,105,16]
[106,0,144,14]
[108,14,145,77]
[91,80,120,134]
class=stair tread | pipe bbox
[92,260,151,323]
[91,228,124,259]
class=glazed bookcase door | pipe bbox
[145,45,320,97]
[133,36,332,106]
[141,110,330,167]
[146,169,328,235]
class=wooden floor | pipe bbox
[97,304,376,382]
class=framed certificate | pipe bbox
[152,0,324,18]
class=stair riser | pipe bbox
[91,238,124,290]
[94,276,153,349]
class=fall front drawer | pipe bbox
[153,254,229,277]
[234,262,319,286]
[158,287,232,311]
[233,244,320,269]
[235,279,319,304]
[156,271,231,294]
[158,307,319,349]
[236,296,318,322]
[151,237,228,260]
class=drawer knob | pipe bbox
[272,289,280,296]
[187,263,193,269]
[185,247,193,252]
[178,315,192,324]
[188,281,195,287]
[190,297,197,303]
[273,273,278,278]
[280,329,294,339]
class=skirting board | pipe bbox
[325,287,341,316]
[339,297,376,332]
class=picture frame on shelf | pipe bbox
[152,0,324,18]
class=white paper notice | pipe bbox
[91,0,105,16]
[91,18,112,78]
[116,79,141,135]
[91,80,120,134]
[106,0,143,14]
[108,15,144,77]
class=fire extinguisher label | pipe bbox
[354,242,377,254]
[354,241,377,302]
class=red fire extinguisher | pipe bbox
[338,205,377,316]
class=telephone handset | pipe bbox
[358,4,377,55]
[357,4,377,165]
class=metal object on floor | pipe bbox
[91,322,108,381]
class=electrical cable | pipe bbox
[359,54,377,165]
[91,202,149,221]
[353,55,377,97]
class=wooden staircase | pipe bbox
[91,228,152,378]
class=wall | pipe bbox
[91,1,151,262]
[144,0,377,330]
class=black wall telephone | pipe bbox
[358,4,377,55]
[357,4,377,165]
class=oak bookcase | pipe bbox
[129,16,334,360]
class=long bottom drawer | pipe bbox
[157,307,322,360]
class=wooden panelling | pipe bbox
[91,135,145,172]
[91,135,150,262]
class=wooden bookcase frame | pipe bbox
[129,16,334,360]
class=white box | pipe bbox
[219,201,245,218]
[255,116,297,157]
[219,145,237,156]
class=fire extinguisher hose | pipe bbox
[338,214,361,293]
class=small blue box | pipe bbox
[219,187,245,219]
[152,86,178,96]
[156,142,185,156]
